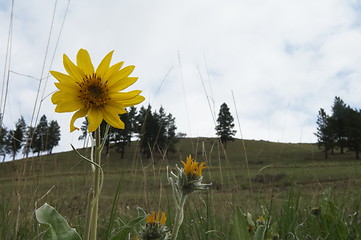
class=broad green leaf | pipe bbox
[253,225,266,240]
[35,203,82,240]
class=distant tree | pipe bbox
[137,105,178,158]
[315,108,336,159]
[32,115,48,156]
[176,132,187,138]
[109,115,129,159]
[215,103,236,146]
[0,126,8,162]
[126,106,138,142]
[6,116,26,160]
[23,126,35,158]
[47,120,61,154]
[137,105,158,158]
[331,96,348,154]
[78,119,89,148]
[163,112,177,154]
[345,108,361,159]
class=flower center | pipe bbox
[78,74,109,108]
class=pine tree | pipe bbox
[164,112,177,154]
[32,115,48,156]
[331,96,348,154]
[23,126,35,158]
[315,108,336,159]
[5,116,26,160]
[215,103,236,146]
[110,108,135,159]
[0,126,8,162]
[345,108,361,159]
[137,105,158,158]
[78,119,89,148]
[47,120,61,154]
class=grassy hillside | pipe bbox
[1,138,361,239]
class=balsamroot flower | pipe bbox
[50,49,144,132]
[182,155,208,179]
[169,155,211,196]
[168,155,211,239]
[139,211,171,240]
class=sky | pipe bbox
[1,0,361,156]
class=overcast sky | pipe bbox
[1,0,361,155]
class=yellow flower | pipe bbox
[146,211,167,225]
[50,49,144,132]
[181,155,207,178]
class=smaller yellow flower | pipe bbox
[181,155,208,178]
[139,211,170,240]
[146,211,166,225]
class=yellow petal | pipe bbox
[102,108,125,130]
[54,82,80,95]
[103,61,124,81]
[70,108,88,132]
[107,65,135,86]
[160,212,166,225]
[108,77,138,92]
[51,91,63,104]
[114,95,145,107]
[54,98,83,112]
[109,90,142,101]
[87,108,104,132]
[96,50,114,78]
[76,49,94,76]
[50,71,77,85]
[63,54,85,80]
[104,101,127,115]
[51,91,78,104]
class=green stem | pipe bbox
[90,128,102,240]
[171,194,187,240]
[84,189,94,240]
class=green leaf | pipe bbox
[35,203,82,240]
[253,225,266,240]
[230,207,250,240]
[109,216,146,240]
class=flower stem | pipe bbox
[84,189,94,240]
[90,128,102,240]
[171,194,187,240]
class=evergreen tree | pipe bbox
[47,120,61,154]
[23,126,35,158]
[137,106,178,158]
[315,108,336,159]
[331,96,348,154]
[78,119,89,148]
[5,116,26,160]
[345,108,361,159]
[32,115,48,156]
[215,103,236,146]
[108,108,134,159]
[164,112,177,154]
[0,126,8,162]
[138,105,159,158]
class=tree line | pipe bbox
[79,105,179,159]
[0,115,61,161]
[315,96,361,159]
[79,103,238,158]
[0,102,238,161]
